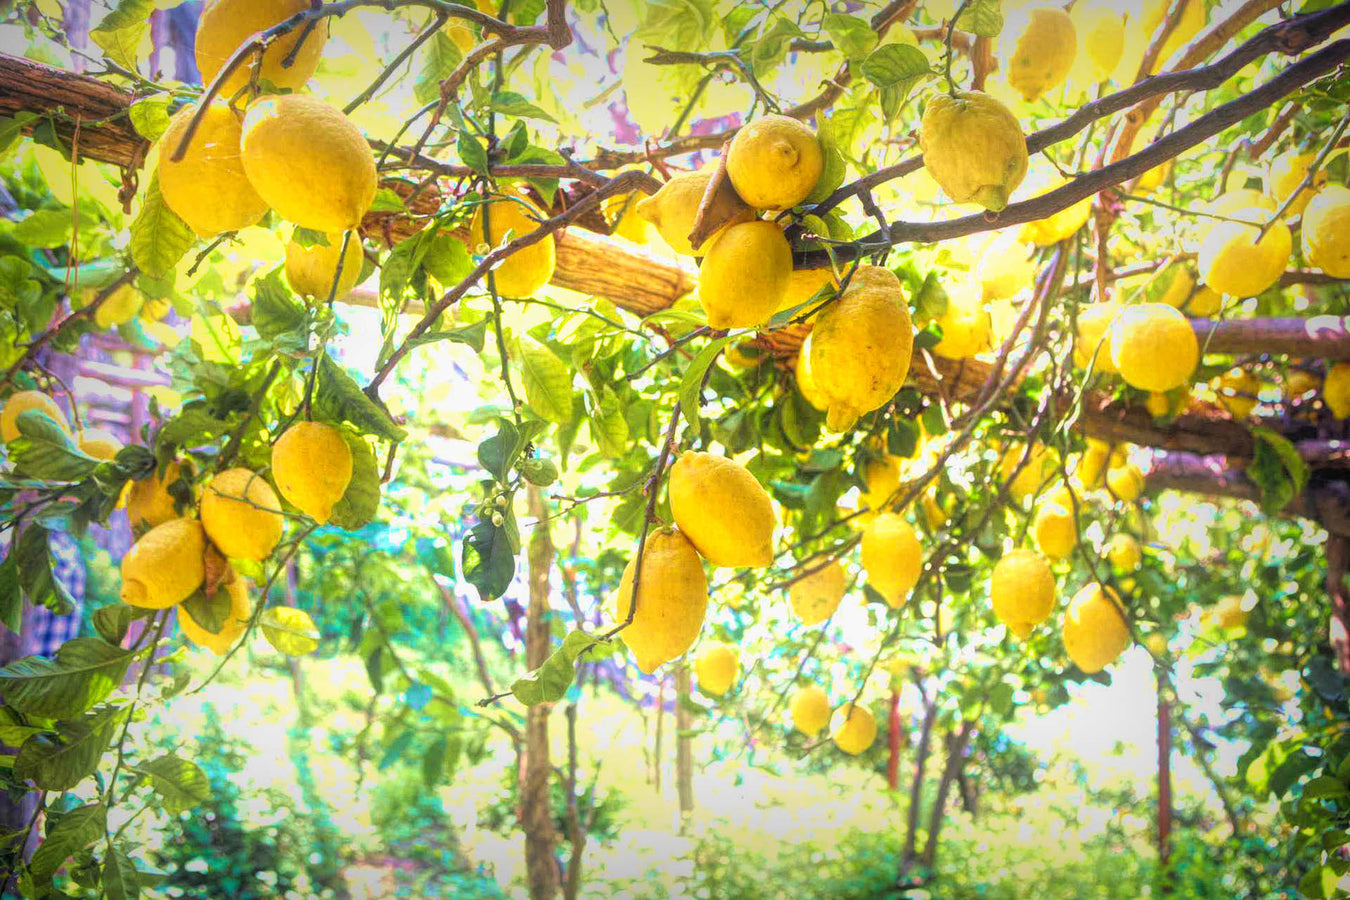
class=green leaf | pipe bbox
[290,227,330,249]
[0,554,20,636]
[805,116,847,205]
[423,233,474,286]
[587,388,629,458]
[861,44,931,113]
[0,706,44,748]
[679,335,736,430]
[327,430,381,530]
[1303,774,1349,800]
[14,525,77,617]
[102,843,141,900]
[381,228,434,300]
[458,131,490,176]
[822,13,878,59]
[15,705,127,791]
[520,457,559,487]
[128,95,171,142]
[749,17,803,76]
[90,0,154,70]
[251,268,307,343]
[11,209,73,249]
[1249,426,1310,513]
[180,585,230,635]
[8,409,95,482]
[368,188,407,214]
[136,754,212,814]
[511,629,592,705]
[463,519,516,601]
[0,112,38,156]
[0,637,135,719]
[413,31,463,105]
[130,172,195,279]
[260,606,321,656]
[313,354,408,443]
[409,318,489,353]
[28,802,106,882]
[93,604,133,646]
[478,418,522,483]
[955,0,1003,38]
[518,339,573,424]
[492,90,557,123]
[421,736,447,787]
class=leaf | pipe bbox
[519,340,573,424]
[0,112,38,156]
[327,431,381,530]
[478,419,522,483]
[8,410,97,482]
[414,31,463,105]
[102,844,141,900]
[0,707,44,749]
[15,525,77,617]
[0,637,135,719]
[90,0,154,70]
[313,354,408,443]
[492,90,557,123]
[180,585,230,635]
[679,335,736,430]
[422,736,447,787]
[423,233,474,286]
[511,630,593,705]
[805,117,847,205]
[136,754,212,814]
[251,268,307,343]
[381,228,434,300]
[1303,774,1349,800]
[128,96,171,142]
[408,319,489,353]
[458,131,490,176]
[130,172,195,279]
[0,554,20,636]
[822,12,878,59]
[955,0,1003,38]
[93,604,133,646]
[587,388,629,458]
[462,519,516,601]
[260,606,321,656]
[861,44,931,112]
[28,802,106,882]
[15,705,127,791]
[1249,426,1310,513]
[11,209,73,249]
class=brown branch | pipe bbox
[0,55,147,168]
[1190,316,1350,359]
[686,139,740,252]
[1135,0,1192,84]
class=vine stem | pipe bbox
[943,0,973,96]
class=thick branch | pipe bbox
[1192,316,1350,359]
[0,55,148,168]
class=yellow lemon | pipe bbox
[1199,210,1291,298]
[126,460,186,529]
[697,221,793,329]
[861,512,922,608]
[1302,185,1350,278]
[1136,0,1205,71]
[120,518,206,609]
[178,572,251,655]
[1108,303,1198,392]
[789,685,831,737]
[1076,439,1110,489]
[1196,190,1275,245]
[95,284,145,329]
[1269,150,1329,218]
[240,94,377,234]
[1106,461,1145,502]
[932,281,992,360]
[159,101,270,238]
[201,467,284,561]
[1324,362,1350,419]
[830,702,877,755]
[788,560,847,625]
[859,454,903,514]
[271,421,353,524]
[1284,368,1321,403]
[974,230,1035,301]
[668,451,777,568]
[1003,7,1078,103]
[470,192,557,298]
[921,489,948,531]
[808,266,914,432]
[695,644,739,696]
[634,171,755,257]
[1212,594,1250,629]
[1021,173,1092,246]
[612,526,708,674]
[999,442,1059,503]
[1106,533,1142,571]
[1062,583,1130,673]
[1072,5,1125,82]
[726,114,824,210]
[78,429,123,460]
[1216,368,1261,419]
[777,267,839,317]
[1144,632,1167,656]
[1074,301,1121,374]
[195,0,327,94]
[918,91,1028,212]
[1033,503,1077,561]
[990,548,1056,638]
[285,231,365,300]
[1184,285,1222,317]
[1,390,69,443]
[795,332,828,410]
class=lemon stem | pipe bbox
[944,0,974,97]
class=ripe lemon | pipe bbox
[1144,632,1167,656]
[1199,210,1291,298]
[470,192,557,298]
[1196,190,1275,244]
[1212,594,1249,629]
[240,94,377,234]
[999,442,1059,503]
[788,560,847,625]
[1324,362,1350,418]
[790,685,831,737]
[859,454,902,515]
[1075,439,1110,489]
[1003,7,1077,103]
[1139,262,1195,310]
[1184,285,1222,317]
[78,429,123,460]
[285,231,365,300]
[1216,368,1260,418]
[932,281,991,360]
[1074,301,1121,374]
[1106,461,1145,502]
[1021,173,1091,246]
[612,526,708,674]
[1108,303,1198,392]
[695,644,739,697]
[159,101,270,238]
[195,0,327,95]
[1072,5,1125,82]
[120,518,206,609]
[1268,150,1328,218]
[178,573,251,655]
[808,266,914,432]
[127,460,186,529]
[918,91,1028,212]
[1062,583,1130,673]
[1106,533,1141,571]
[271,421,353,524]
[861,512,922,609]
[726,114,823,211]
[697,221,793,329]
[1285,368,1321,403]
[668,451,777,568]
[777,267,838,317]
[634,171,755,257]
[974,231,1034,301]
[1033,503,1077,561]
[603,190,657,244]
[1,390,69,443]
[95,284,145,329]
[1137,0,1205,70]
[990,548,1055,638]
[1301,185,1350,278]
[830,702,877,755]
[795,333,828,410]
[201,467,284,560]
[920,489,948,531]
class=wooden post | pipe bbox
[1326,535,1350,673]
[887,688,903,791]
[653,674,666,792]
[522,486,559,900]
[675,661,694,818]
[1157,669,1174,880]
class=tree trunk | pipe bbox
[1326,535,1350,673]
[1157,670,1174,883]
[920,721,975,871]
[675,662,694,819]
[522,486,559,900]
[887,688,903,791]
[653,674,666,792]
[956,765,978,818]
[899,694,937,881]
[561,702,586,900]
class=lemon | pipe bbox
[999,442,1059,503]
[1145,391,1171,418]
[697,221,793,329]
[1143,262,1195,310]
[1033,503,1077,561]
[195,0,327,95]
[726,115,824,211]
[695,644,739,696]
[1324,362,1350,418]
[1184,285,1222,317]
[1199,210,1291,298]
[201,467,284,561]
[1268,150,1328,218]
[974,231,1035,301]
[918,91,1028,212]
[790,685,831,737]
[271,421,353,524]
[1063,583,1129,673]
[668,451,777,568]
[859,454,903,515]
[830,702,877,755]
[1,390,69,443]
[1003,7,1077,103]
[127,460,186,529]
[95,284,145,329]
[1301,185,1350,278]
[635,171,755,257]
[1021,174,1092,246]
[777,268,839,317]
[1075,439,1110,489]
[1073,301,1121,374]
[603,190,657,244]
[808,266,914,432]
[788,560,847,625]
[1285,368,1321,403]
[1196,190,1275,244]
[470,192,557,298]
[932,281,991,360]
[1212,594,1249,629]
[1106,533,1142,571]
[613,526,708,674]
[1106,461,1145,502]
[795,333,828,410]
[78,429,123,460]
[990,548,1055,638]
[240,94,377,234]
[446,22,477,55]
[1108,303,1198,392]
[285,231,365,300]
[1072,5,1125,82]
[921,489,948,531]
[178,572,251,656]
[861,512,922,608]
[1216,368,1260,419]
[159,101,270,239]
[1144,632,1167,656]
[1139,0,1206,70]
[120,518,206,609]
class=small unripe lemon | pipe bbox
[1062,583,1130,673]
[990,548,1056,638]
[831,703,877,755]
[668,451,777,568]
[612,527,708,674]
[1108,303,1198,392]
[861,512,922,609]
[726,114,824,211]
[120,518,206,609]
[695,644,739,697]
[271,421,353,524]
[788,560,847,625]
[201,467,284,561]
[789,685,831,737]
